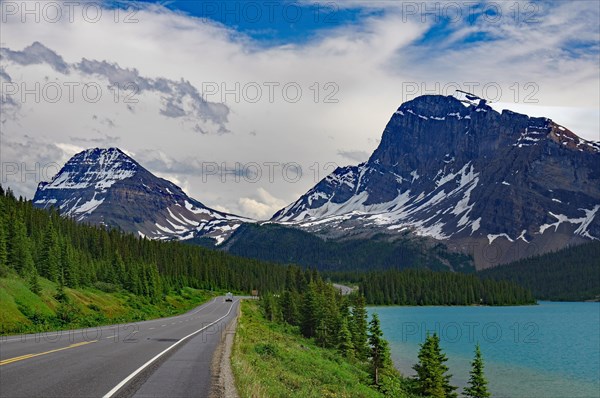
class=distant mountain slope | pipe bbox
[33,148,251,243]
[479,241,600,301]
[272,94,600,268]
[223,223,474,272]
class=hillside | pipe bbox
[232,301,403,398]
[479,241,600,301]
[224,223,474,272]
[0,274,214,335]
[0,184,291,334]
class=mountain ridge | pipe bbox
[271,94,600,268]
[31,94,600,269]
[33,147,252,243]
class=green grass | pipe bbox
[232,300,403,398]
[0,274,217,335]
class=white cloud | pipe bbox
[0,1,598,217]
[337,149,370,163]
[238,188,288,220]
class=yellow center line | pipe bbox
[0,340,97,366]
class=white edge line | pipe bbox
[102,299,237,398]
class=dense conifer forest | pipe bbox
[479,241,600,301]
[0,184,535,311]
[332,269,535,305]
[225,223,475,272]
[0,185,289,299]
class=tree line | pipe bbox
[0,183,535,309]
[0,185,291,300]
[351,268,535,305]
[479,241,600,301]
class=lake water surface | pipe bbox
[369,302,600,398]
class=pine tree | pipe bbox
[315,318,328,348]
[301,283,319,338]
[29,272,41,295]
[350,294,369,360]
[337,317,354,358]
[0,206,8,272]
[319,287,341,348]
[280,290,300,325]
[368,313,391,386]
[126,262,141,294]
[39,222,60,281]
[61,238,78,288]
[8,216,34,277]
[464,344,491,398]
[111,251,126,286]
[262,293,280,322]
[146,262,161,302]
[413,333,457,398]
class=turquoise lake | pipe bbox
[368,302,600,398]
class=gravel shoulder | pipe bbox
[210,302,241,398]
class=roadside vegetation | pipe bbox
[233,298,492,398]
[0,184,294,335]
[0,272,216,335]
[232,300,414,398]
[232,266,492,397]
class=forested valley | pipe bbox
[1,184,537,337]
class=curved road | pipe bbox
[332,283,358,296]
[0,297,240,398]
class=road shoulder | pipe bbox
[210,301,241,398]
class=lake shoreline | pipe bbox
[369,301,600,398]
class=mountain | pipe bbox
[272,94,600,269]
[33,148,251,243]
[223,223,474,273]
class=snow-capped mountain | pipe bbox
[34,148,251,243]
[272,94,600,268]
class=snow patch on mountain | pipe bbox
[539,206,599,239]
[72,194,105,219]
[41,148,137,191]
[33,147,254,245]
[487,233,515,244]
[276,161,483,241]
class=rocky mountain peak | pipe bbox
[273,94,600,268]
[37,147,139,193]
[34,147,252,244]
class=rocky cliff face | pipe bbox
[273,94,600,268]
[34,148,251,244]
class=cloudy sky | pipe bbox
[1,0,598,219]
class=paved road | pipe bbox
[0,297,240,398]
[332,283,358,296]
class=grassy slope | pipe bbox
[232,301,416,398]
[0,274,216,335]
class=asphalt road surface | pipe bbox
[0,297,240,398]
[332,283,357,296]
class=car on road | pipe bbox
[225,292,233,302]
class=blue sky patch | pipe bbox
[108,0,378,45]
